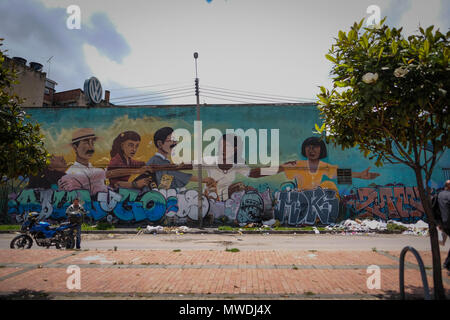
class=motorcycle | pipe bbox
[10,212,76,249]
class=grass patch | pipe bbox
[387,223,408,232]
[217,226,327,232]
[225,248,240,253]
[173,249,181,252]
[292,265,298,270]
[304,291,315,296]
[1,289,51,300]
[2,289,50,300]
[81,224,96,231]
[218,226,234,231]
[81,222,115,231]
[0,225,20,231]
[372,247,377,252]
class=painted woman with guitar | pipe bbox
[107,131,151,190]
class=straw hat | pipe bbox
[71,128,98,144]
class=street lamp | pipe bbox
[194,52,203,228]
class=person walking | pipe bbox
[438,180,450,272]
[65,198,86,249]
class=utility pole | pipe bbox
[46,56,53,78]
[194,52,203,228]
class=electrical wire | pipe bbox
[111,89,194,103]
[200,90,305,104]
[109,82,316,105]
[115,93,194,105]
[108,81,193,91]
[119,95,194,105]
[201,94,271,104]
[202,84,316,102]
[111,86,194,101]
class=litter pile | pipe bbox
[328,219,429,235]
[145,226,190,234]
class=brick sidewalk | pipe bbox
[0,249,449,299]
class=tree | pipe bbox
[317,19,449,299]
[0,38,50,188]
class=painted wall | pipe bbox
[6,104,449,225]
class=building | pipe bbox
[3,55,112,107]
[3,56,48,107]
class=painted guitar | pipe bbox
[106,163,193,189]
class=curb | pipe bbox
[0,229,404,235]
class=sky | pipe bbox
[1,0,449,105]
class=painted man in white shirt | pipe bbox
[205,134,251,201]
[58,128,108,195]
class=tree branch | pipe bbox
[382,127,415,164]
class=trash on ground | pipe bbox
[145,225,190,234]
[332,219,429,235]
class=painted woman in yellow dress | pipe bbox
[281,137,380,192]
[250,137,380,194]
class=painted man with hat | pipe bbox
[58,128,108,195]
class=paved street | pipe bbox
[1,232,448,251]
[0,233,449,300]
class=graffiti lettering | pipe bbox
[274,187,339,225]
[354,186,425,221]
[8,188,213,223]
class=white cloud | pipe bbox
[28,0,450,105]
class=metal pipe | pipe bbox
[399,246,431,300]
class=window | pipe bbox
[337,168,352,185]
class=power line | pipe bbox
[200,90,305,104]
[108,81,192,91]
[202,84,316,102]
[115,93,194,105]
[201,94,270,104]
[111,86,194,101]
[119,95,194,105]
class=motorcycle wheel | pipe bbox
[10,235,33,249]
[55,231,69,250]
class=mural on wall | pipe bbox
[5,105,448,225]
[343,184,427,223]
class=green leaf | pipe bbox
[325,54,337,63]
[318,95,328,105]
[358,18,364,30]
[424,39,430,56]
[377,47,384,61]
[360,35,369,49]
[386,28,391,39]
[391,41,398,54]
[315,123,321,132]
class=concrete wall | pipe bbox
[4,58,46,107]
[6,105,449,225]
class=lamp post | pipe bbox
[194,52,203,228]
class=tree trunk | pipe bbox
[414,168,446,299]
